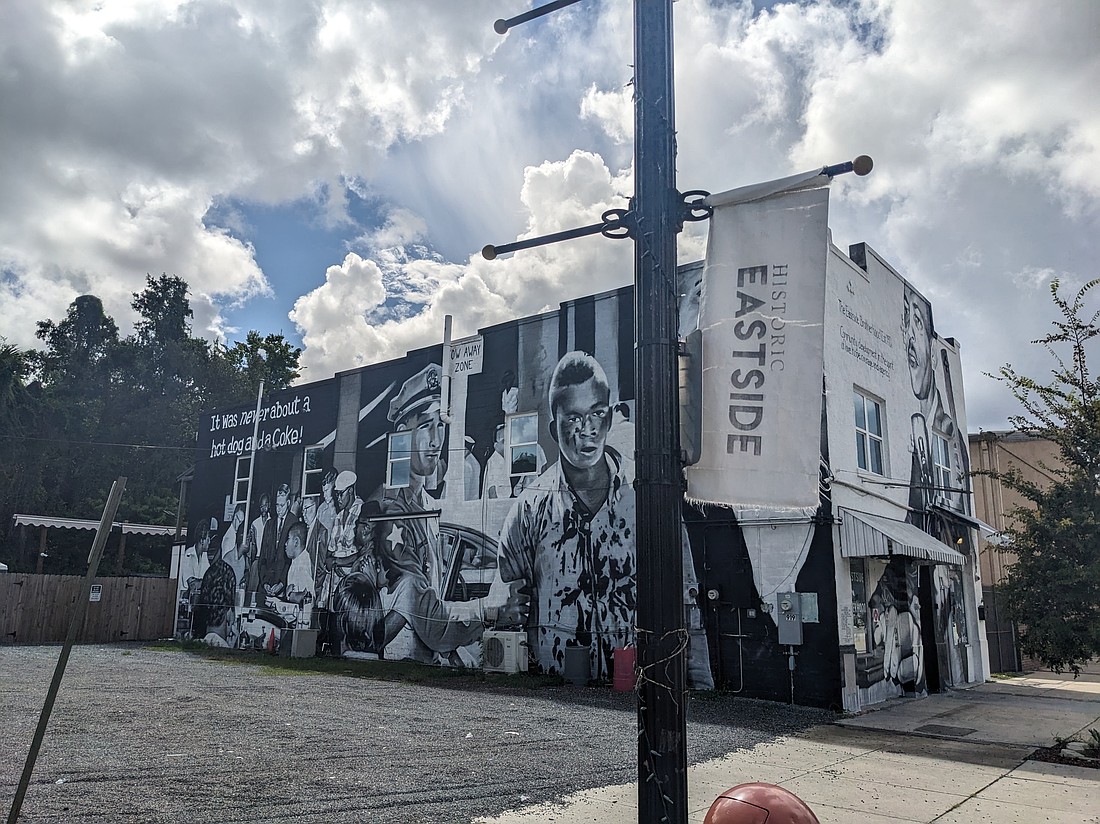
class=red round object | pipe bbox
[703,783,820,824]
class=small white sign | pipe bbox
[448,336,484,377]
[89,584,102,603]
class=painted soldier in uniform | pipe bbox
[364,363,449,594]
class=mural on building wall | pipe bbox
[177,382,338,650]
[901,284,972,534]
[861,558,926,703]
[933,557,970,685]
[314,305,713,687]
[836,260,976,701]
[179,289,712,685]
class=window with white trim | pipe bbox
[854,390,885,475]
[233,456,251,504]
[302,445,324,498]
[931,432,951,498]
[387,432,412,488]
[507,413,541,477]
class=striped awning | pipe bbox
[838,508,965,566]
[12,514,182,537]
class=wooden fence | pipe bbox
[0,574,176,645]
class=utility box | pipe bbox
[776,591,804,645]
[280,628,318,658]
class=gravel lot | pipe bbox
[1,644,833,823]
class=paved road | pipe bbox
[479,664,1100,823]
[0,644,831,823]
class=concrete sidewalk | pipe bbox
[476,667,1100,823]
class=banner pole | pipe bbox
[633,2,688,823]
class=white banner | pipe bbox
[686,183,830,508]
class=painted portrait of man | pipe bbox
[495,351,712,688]
[365,362,449,594]
[902,283,970,534]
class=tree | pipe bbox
[0,276,304,573]
[33,294,120,382]
[132,273,193,346]
[225,330,302,394]
[993,278,1100,675]
[0,339,32,428]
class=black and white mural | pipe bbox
[901,284,971,541]
[185,293,712,688]
[832,246,978,704]
[178,381,338,651]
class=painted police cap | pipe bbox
[388,363,442,423]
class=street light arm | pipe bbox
[494,0,586,34]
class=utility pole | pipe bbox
[632,3,688,823]
[7,478,127,824]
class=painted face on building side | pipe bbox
[406,408,445,478]
[905,292,933,399]
[553,378,611,471]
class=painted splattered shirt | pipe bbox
[497,450,635,679]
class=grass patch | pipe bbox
[142,639,562,689]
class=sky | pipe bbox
[1,0,1098,431]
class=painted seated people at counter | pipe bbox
[249,482,298,605]
[301,494,329,588]
[248,493,271,565]
[364,363,448,594]
[221,503,248,595]
[497,350,713,687]
[194,554,238,647]
[278,522,314,627]
[316,469,338,533]
[180,517,217,607]
[903,284,969,538]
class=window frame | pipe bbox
[301,445,325,499]
[386,431,412,489]
[233,456,251,504]
[931,431,951,499]
[506,412,541,478]
[853,389,886,476]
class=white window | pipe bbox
[854,390,884,475]
[302,445,324,498]
[508,413,541,476]
[387,432,412,488]
[233,456,251,504]
[931,432,951,497]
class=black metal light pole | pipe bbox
[633,2,687,824]
[486,3,688,821]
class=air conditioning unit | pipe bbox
[483,630,528,674]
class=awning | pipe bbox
[839,508,966,566]
[12,514,182,537]
[931,504,1001,541]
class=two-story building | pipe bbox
[177,175,988,711]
